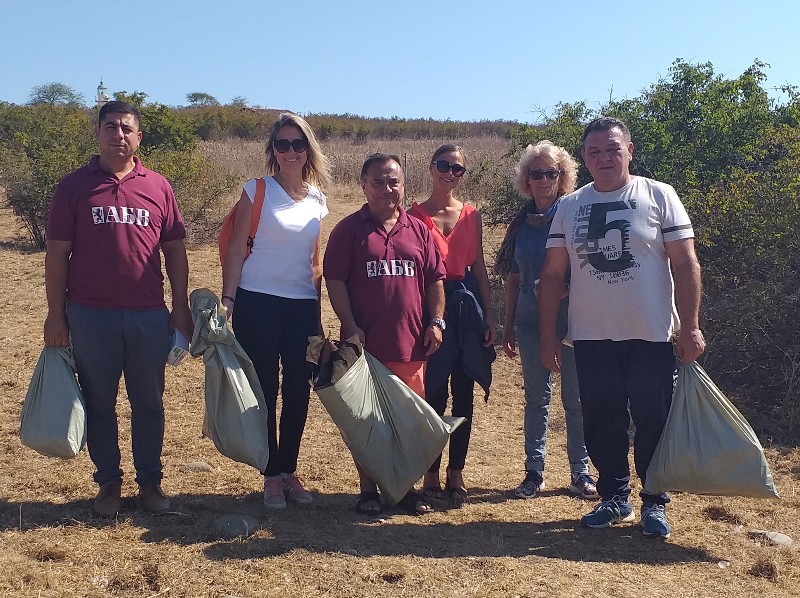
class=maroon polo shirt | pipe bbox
[324,204,445,363]
[46,155,186,310]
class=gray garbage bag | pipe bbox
[190,288,269,472]
[644,360,778,498]
[311,337,464,505]
[20,346,86,458]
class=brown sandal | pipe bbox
[448,485,468,508]
[446,472,468,508]
[397,491,433,515]
[355,490,381,515]
[420,485,444,500]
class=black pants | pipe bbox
[425,359,475,473]
[573,340,676,505]
[233,289,318,477]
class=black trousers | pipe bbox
[425,359,475,473]
[573,339,676,505]
[233,289,319,477]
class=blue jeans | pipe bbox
[516,295,588,477]
[573,340,675,505]
[67,303,170,486]
[233,289,319,477]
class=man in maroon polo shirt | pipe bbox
[44,101,192,517]
[324,153,446,515]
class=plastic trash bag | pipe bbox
[190,288,269,472]
[309,336,464,505]
[19,346,86,458]
[644,360,779,498]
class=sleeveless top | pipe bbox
[409,202,478,281]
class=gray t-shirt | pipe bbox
[547,176,694,342]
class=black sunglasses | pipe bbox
[274,138,309,153]
[432,160,466,177]
[528,169,561,180]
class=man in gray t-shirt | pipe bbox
[538,117,705,539]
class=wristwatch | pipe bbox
[431,317,446,331]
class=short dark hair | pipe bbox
[98,101,141,129]
[360,153,403,180]
[581,117,631,148]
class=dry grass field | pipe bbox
[1,152,800,597]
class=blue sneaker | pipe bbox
[640,504,671,539]
[580,496,634,528]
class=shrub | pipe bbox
[143,148,238,243]
[687,129,800,438]
[0,103,95,247]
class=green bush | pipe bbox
[143,148,237,243]
[0,103,95,247]
[687,128,800,438]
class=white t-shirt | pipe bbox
[546,176,694,342]
[239,176,328,300]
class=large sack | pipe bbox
[644,360,778,498]
[20,346,86,458]
[190,288,270,472]
[312,338,464,505]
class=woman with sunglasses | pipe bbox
[494,140,598,501]
[221,113,331,509]
[409,144,497,507]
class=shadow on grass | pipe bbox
[0,488,718,565]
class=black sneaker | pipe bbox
[513,471,545,499]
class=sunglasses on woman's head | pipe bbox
[274,138,309,153]
[528,169,561,180]
[432,160,466,177]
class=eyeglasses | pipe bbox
[528,169,561,180]
[432,160,466,177]
[274,138,309,153]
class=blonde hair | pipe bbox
[265,112,332,188]
[513,140,578,199]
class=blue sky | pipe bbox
[2,0,798,123]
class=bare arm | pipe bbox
[423,279,445,356]
[502,272,521,357]
[538,246,570,372]
[43,240,72,347]
[472,213,497,346]
[665,237,705,363]
[311,232,323,335]
[326,278,365,345]
[221,189,252,315]
[162,238,193,339]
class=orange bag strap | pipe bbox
[248,177,266,250]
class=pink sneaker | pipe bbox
[282,473,313,504]
[263,475,286,509]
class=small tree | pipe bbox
[0,104,95,247]
[186,92,220,108]
[28,82,85,107]
[112,90,148,108]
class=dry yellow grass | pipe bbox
[200,135,513,211]
[1,181,799,597]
